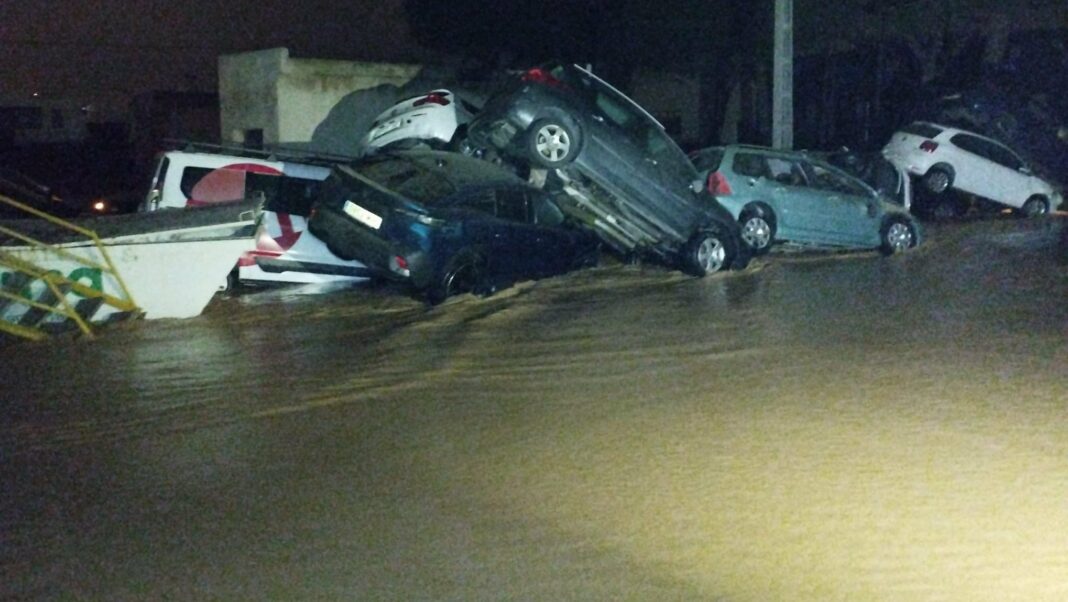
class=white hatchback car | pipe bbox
[363,89,475,152]
[883,122,1062,216]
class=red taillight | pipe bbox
[706,171,732,196]
[919,140,939,153]
[394,255,409,271]
[413,92,450,107]
[521,67,563,88]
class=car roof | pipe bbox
[908,121,1016,148]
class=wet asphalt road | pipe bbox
[2,215,1066,601]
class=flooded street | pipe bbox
[2,216,1067,600]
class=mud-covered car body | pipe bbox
[691,145,922,255]
[466,64,747,275]
[308,150,599,302]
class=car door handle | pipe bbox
[591,114,604,123]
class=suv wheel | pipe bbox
[527,119,577,168]
[682,226,735,276]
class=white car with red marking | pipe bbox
[142,149,371,286]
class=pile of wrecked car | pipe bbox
[137,63,1063,308]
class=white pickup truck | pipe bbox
[142,147,371,287]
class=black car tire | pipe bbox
[923,166,953,194]
[1020,195,1049,218]
[879,216,917,255]
[526,119,578,168]
[427,249,487,305]
[738,204,776,255]
[682,225,736,277]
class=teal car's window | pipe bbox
[733,153,767,178]
[766,158,807,186]
[808,164,870,196]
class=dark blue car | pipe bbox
[308,150,599,303]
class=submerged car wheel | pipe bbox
[738,206,776,255]
[879,216,917,255]
[923,167,952,194]
[527,119,577,168]
[1020,196,1049,218]
[683,227,735,277]
[427,250,486,304]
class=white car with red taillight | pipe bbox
[883,121,1062,217]
[363,90,476,152]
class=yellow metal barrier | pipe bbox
[0,193,141,340]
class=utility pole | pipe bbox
[772,0,793,149]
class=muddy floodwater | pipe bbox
[2,216,1067,601]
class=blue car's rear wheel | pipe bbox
[427,250,487,304]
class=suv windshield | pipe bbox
[551,64,696,185]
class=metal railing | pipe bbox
[0,193,140,340]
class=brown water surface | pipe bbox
[2,216,1066,600]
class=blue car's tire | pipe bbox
[427,249,487,304]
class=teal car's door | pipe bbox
[760,156,831,244]
[799,162,881,246]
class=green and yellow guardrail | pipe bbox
[0,194,140,341]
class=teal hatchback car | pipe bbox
[690,145,921,256]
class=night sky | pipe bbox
[1,0,1065,119]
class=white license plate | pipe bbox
[343,201,383,230]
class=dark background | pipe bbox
[1,0,1065,206]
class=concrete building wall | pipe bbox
[219,48,420,147]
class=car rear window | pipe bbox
[902,123,943,138]
[356,158,454,204]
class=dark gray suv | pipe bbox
[467,64,748,276]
